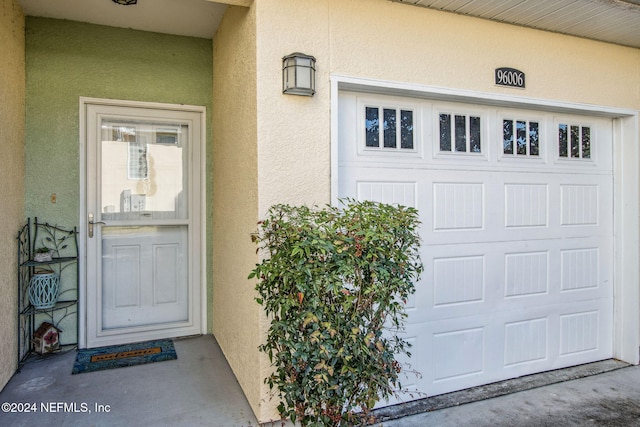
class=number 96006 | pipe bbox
[495,68,525,88]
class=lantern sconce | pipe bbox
[282,53,316,96]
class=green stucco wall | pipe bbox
[0,0,25,391]
[25,17,214,332]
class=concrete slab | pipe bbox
[0,335,258,427]
[3,338,638,427]
[375,361,640,426]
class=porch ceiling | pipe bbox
[17,0,640,48]
[17,0,229,39]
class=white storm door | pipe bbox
[84,101,203,348]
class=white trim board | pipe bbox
[331,75,638,118]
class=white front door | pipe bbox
[83,100,204,348]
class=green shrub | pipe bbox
[250,200,423,426]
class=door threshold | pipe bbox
[372,359,631,423]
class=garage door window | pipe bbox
[439,113,481,153]
[503,119,540,156]
[365,106,414,150]
[559,123,591,159]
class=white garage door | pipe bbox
[338,91,614,402]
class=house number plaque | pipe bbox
[495,67,525,89]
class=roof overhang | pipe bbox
[17,0,640,47]
[391,0,640,48]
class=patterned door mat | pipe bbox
[72,339,177,374]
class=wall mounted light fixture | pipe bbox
[112,0,137,5]
[282,53,316,96]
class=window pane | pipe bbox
[570,125,580,158]
[503,120,514,154]
[455,115,466,152]
[383,108,397,148]
[559,124,568,157]
[365,107,379,148]
[516,121,527,155]
[102,121,188,221]
[582,126,591,159]
[470,116,481,153]
[529,122,539,156]
[439,114,451,151]
[400,110,414,149]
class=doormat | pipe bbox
[72,339,177,374]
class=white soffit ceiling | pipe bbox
[17,0,640,47]
[392,0,640,48]
[18,0,228,39]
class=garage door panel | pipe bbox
[413,313,532,396]
[504,250,549,298]
[560,184,600,226]
[498,300,612,372]
[432,182,484,231]
[504,182,548,228]
[409,316,489,395]
[339,167,421,205]
[432,254,485,307]
[560,247,605,293]
[342,168,612,245]
[403,300,612,397]
[338,92,613,401]
[356,181,417,208]
[503,316,550,368]
[410,244,499,323]
[415,240,611,319]
[558,303,613,361]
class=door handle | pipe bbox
[88,213,106,238]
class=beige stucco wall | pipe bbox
[214,0,639,422]
[326,0,639,109]
[212,4,262,418]
[0,0,25,391]
[255,1,333,213]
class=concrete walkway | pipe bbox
[2,335,639,426]
[0,335,258,427]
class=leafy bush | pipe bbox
[250,200,423,426]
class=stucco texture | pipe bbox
[25,17,213,227]
[213,2,334,420]
[212,4,262,417]
[0,0,25,391]
[326,0,639,109]
[214,0,639,423]
[24,18,214,338]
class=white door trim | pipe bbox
[330,74,639,365]
[79,97,207,349]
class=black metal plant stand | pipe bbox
[17,218,79,370]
